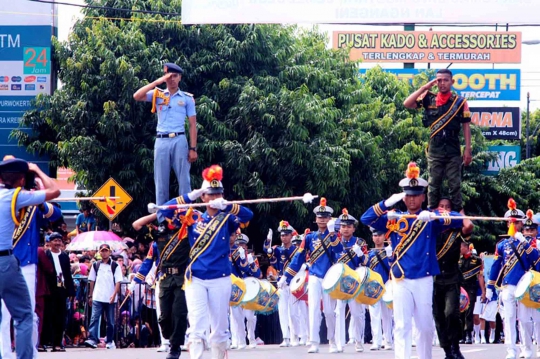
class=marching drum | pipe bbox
[516,270,540,309]
[258,280,280,314]
[354,266,385,305]
[230,274,246,307]
[290,270,309,302]
[382,280,393,309]
[459,287,470,313]
[322,263,362,301]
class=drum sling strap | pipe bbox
[509,241,527,271]
[319,232,335,265]
[375,251,390,276]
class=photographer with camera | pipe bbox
[0,155,60,359]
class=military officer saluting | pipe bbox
[230,232,260,350]
[283,198,343,354]
[264,220,303,347]
[334,209,368,353]
[133,62,197,206]
[487,200,538,359]
[361,162,463,359]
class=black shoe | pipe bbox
[443,345,456,359]
[459,338,465,344]
[452,343,465,359]
[166,346,181,359]
[464,333,472,345]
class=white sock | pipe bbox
[480,329,485,339]
[489,328,495,342]
[474,324,480,335]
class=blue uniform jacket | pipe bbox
[285,229,343,282]
[134,241,160,284]
[361,200,463,280]
[15,203,62,266]
[334,236,367,269]
[488,235,538,288]
[367,248,391,284]
[162,194,253,280]
[263,241,297,278]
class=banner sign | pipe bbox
[359,69,521,101]
[334,31,521,63]
[470,107,521,140]
[482,145,521,176]
[182,0,540,25]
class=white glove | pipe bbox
[237,247,246,260]
[384,192,406,207]
[417,210,433,222]
[385,245,393,257]
[247,253,255,264]
[300,263,307,273]
[128,282,136,293]
[209,198,228,210]
[266,248,273,254]
[147,203,157,214]
[187,187,206,201]
[486,288,493,300]
[267,229,273,241]
[515,232,526,243]
[327,219,335,233]
[278,276,287,289]
[387,211,401,221]
[352,244,363,257]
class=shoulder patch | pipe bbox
[183,91,194,97]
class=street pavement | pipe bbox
[38,343,508,359]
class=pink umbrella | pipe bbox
[66,231,128,251]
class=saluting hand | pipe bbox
[156,73,172,85]
[422,78,438,92]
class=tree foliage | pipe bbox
[14,0,540,252]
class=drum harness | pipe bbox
[509,241,527,272]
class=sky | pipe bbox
[54,1,540,111]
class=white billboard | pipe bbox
[182,0,540,25]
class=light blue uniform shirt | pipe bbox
[0,188,46,251]
[145,89,196,133]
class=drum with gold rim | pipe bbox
[230,274,246,307]
[354,266,385,305]
[382,280,393,309]
[516,270,540,309]
[322,263,362,301]
[257,280,280,315]
[459,287,470,313]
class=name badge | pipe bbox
[178,101,185,106]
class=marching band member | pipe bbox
[264,221,303,347]
[160,165,253,359]
[487,201,538,359]
[433,198,474,359]
[458,241,485,348]
[524,211,540,357]
[230,232,261,349]
[283,198,343,353]
[334,209,367,353]
[367,227,393,351]
[291,232,309,346]
[361,162,463,359]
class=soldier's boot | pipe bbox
[452,342,466,359]
[443,345,456,359]
[166,345,181,359]
[210,342,227,359]
[188,340,205,359]
[464,332,472,345]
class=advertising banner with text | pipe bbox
[470,107,521,140]
[334,31,521,63]
[482,145,521,176]
[358,69,521,101]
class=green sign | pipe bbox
[23,47,51,75]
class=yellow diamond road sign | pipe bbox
[91,178,133,221]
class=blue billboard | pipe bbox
[359,68,521,101]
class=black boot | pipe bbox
[464,332,472,345]
[166,345,181,359]
[452,343,465,359]
[443,345,456,359]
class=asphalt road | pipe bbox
[37,342,507,359]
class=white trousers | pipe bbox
[1,264,37,359]
[307,275,336,344]
[295,300,309,341]
[230,307,256,346]
[335,299,365,350]
[501,285,534,358]
[154,280,169,346]
[393,276,434,359]
[278,284,301,340]
[369,300,394,346]
[185,276,231,357]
